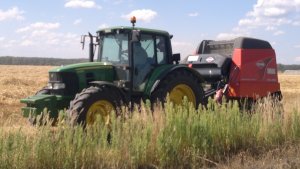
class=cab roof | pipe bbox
[97,26,170,36]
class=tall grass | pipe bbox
[0,98,300,168]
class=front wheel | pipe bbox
[67,86,122,127]
[35,87,50,95]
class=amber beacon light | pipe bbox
[131,16,136,28]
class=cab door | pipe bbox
[132,34,168,91]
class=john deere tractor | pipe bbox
[21,18,205,125]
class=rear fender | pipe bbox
[144,65,204,97]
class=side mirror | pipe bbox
[172,53,181,64]
[80,35,85,50]
[131,30,140,42]
[81,32,96,62]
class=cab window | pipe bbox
[156,36,167,64]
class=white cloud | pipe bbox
[31,22,60,29]
[122,9,157,23]
[16,27,30,33]
[242,0,299,28]
[13,22,78,49]
[0,7,24,21]
[238,18,254,27]
[273,30,285,36]
[247,0,296,18]
[65,0,101,9]
[1,31,82,58]
[46,38,59,45]
[216,33,239,40]
[265,26,276,31]
[216,0,300,39]
[216,26,250,40]
[31,30,48,37]
[295,56,300,62]
[20,40,34,46]
[0,37,4,41]
[294,44,300,48]
[172,41,193,47]
[172,41,195,58]
[216,32,250,40]
[98,23,109,29]
[292,21,300,26]
[264,7,287,17]
[113,0,123,5]
[73,18,82,25]
[2,40,17,48]
[16,22,60,33]
[188,12,199,17]
[65,33,77,39]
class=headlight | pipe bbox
[47,83,53,89]
[47,82,65,89]
[53,83,65,89]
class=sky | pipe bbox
[0,0,300,64]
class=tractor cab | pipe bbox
[83,18,178,93]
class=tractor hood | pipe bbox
[21,61,116,118]
[49,62,116,92]
[47,61,115,92]
[49,62,113,73]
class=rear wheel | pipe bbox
[68,86,122,127]
[151,70,204,108]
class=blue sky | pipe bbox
[0,0,299,64]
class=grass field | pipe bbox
[0,65,300,168]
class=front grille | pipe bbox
[49,72,62,82]
[49,72,79,96]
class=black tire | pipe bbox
[67,86,122,126]
[35,87,50,95]
[151,69,204,109]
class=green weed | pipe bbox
[0,98,299,168]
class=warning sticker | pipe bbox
[206,57,214,63]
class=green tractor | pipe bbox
[21,18,204,125]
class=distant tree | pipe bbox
[0,56,87,66]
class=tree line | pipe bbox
[0,56,299,72]
[277,64,300,72]
[0,56,87,66]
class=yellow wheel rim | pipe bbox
[86,100,114,125]
[169,84,196,107]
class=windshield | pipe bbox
[98,33,129,64]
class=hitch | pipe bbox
[214,84,228,103]
[204,81,229,104]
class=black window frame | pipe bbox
[138,32,169,66]
[97,30,130,64]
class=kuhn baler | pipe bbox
[182,37,282,103]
